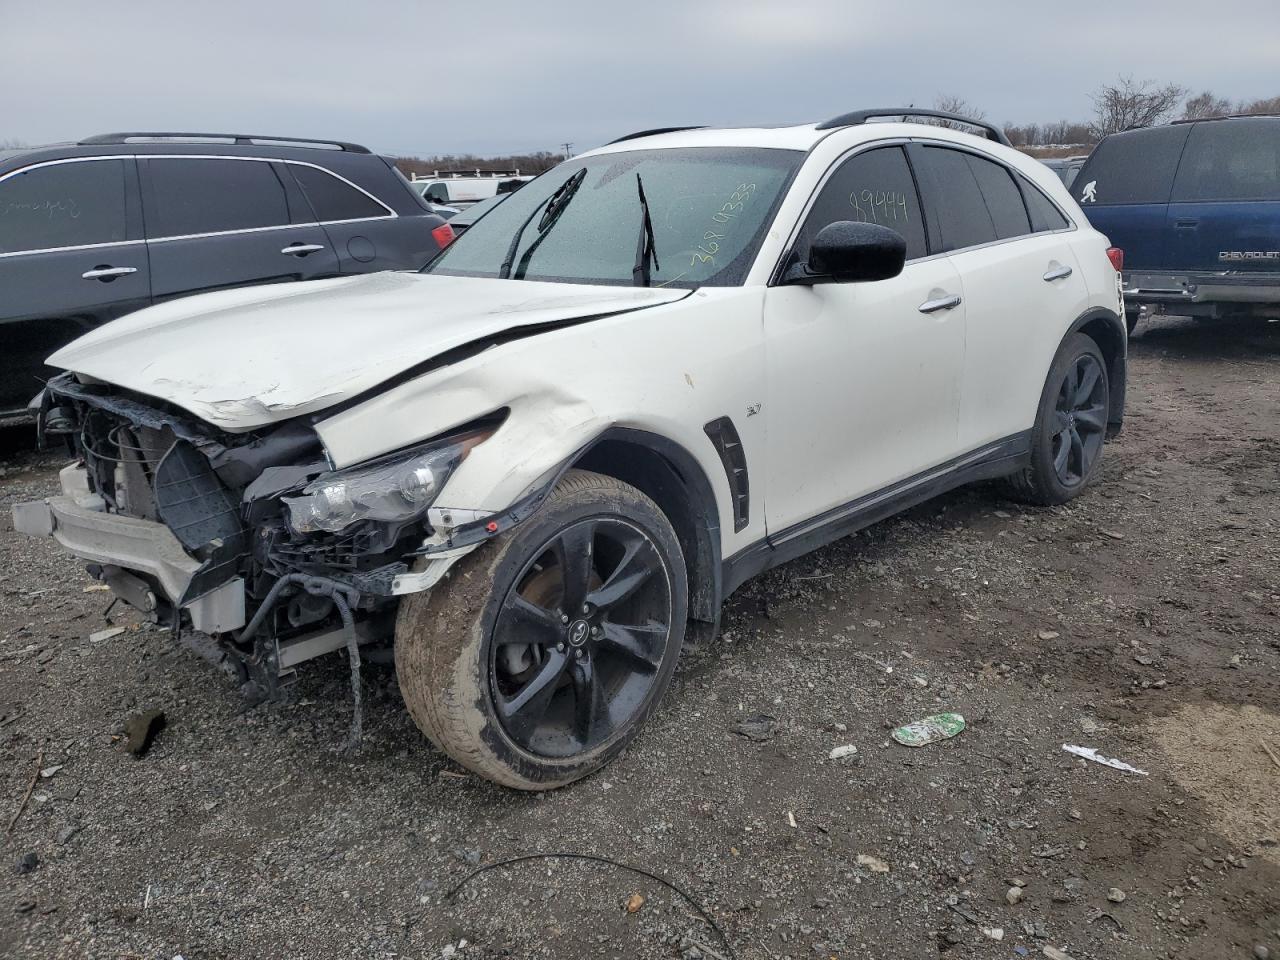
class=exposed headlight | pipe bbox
[284,442,464,535]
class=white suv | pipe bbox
[16,109,1127,789]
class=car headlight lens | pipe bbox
[283,442,464,535]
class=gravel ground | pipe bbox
[1,313,1277,960]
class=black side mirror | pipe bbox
[784,221,907,285]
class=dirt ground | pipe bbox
[1,313,1277,960]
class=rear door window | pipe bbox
[916,146,996,251]
[1171,119,1280,202]
[1073,125,1191,206]
[290,164,388,221]
[144,158,291,238]
[795,145,927,261]
[965,153,1032,239]
[0,159,128,253]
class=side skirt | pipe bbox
[721,432,1031,598]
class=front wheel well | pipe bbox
[572,431,722,626]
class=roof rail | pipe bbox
[78,132,371,153]
[607,126,705,145]
[815,109,1012,147]
[1170,112,1280,126]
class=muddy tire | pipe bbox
[1007,332,1110,506]
[395,469,687,789]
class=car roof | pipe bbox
[580,118,1012,159]
[0,136,379,176]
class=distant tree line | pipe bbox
[934,81,1280,150]
[390,151,565,178]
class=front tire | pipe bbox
[395,469,688,789]
[1007,332,1110,506]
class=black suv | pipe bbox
[0,132,453,418]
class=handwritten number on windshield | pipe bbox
[693,183,756,266]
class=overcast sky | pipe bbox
[3,0,1278,157]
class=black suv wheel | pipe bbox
[395,470,687,789]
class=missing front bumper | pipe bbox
[12,490,246,632]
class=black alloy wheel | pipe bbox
[1050,352,1108,487]
[490,517,672,758]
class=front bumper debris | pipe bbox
[12,491,246,633]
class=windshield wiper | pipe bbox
[632,173,660,287]
[499,167,587,280]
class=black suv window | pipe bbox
[290,164,387,221]
[796,146,927,261]
[1171,118,1280,202]
[0,159,127,254]
[966,153,1032,239]
[1073,125,1191,206]
[145,158,291,238]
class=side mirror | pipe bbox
[784,221,907,285]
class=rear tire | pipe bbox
[1007,333,1110,506]
[395,469,687,789]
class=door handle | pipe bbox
[81,266,138,280]
[1174,218,1200,229]
[1043,264,1073,282]
[918,294,962,314]
[281,243,326,256]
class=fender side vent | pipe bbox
[704,416,750,533]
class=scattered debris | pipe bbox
[1254,944,1270,960]
[892,713,965,747]
[1260,740,1280,771]
[1061,744,1148,776]
[82,583,111,593]
[6,747,43,833]
[856,854,890,874]
[89,626,126,643]
[14,851,38,875]
[1006,886,1024,906]
[123,709,167,758]
[786,810,797,829]
[14,900,36,914]
[1107,887,1126,903]
[1100,529,1125,540]
[443,853,737,960]
[1043,947,1073,960]
[981,927,1004,941]
[55,824,81,845]
[1038,629,1060,641]
[624,892,645,914]
[731,715,779,743]
[828,744,859,761]
[39,765,63,779]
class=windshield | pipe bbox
[424,147,802,287]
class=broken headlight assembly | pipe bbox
[284,439,471,535]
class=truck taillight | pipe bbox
[1106,247,1124,272]
[432,223,456,249]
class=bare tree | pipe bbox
[1090,76,1187,137]
[1239,94,1280,115]
[1182,91,1233,120]
[923,94,989,132]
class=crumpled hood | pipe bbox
[49,272,689,430]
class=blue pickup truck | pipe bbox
[1072,115,1280,333]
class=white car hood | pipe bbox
[49,272,689,430]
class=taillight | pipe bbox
[432,223,456,249]
[1106,247,1124,272]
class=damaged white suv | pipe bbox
[15,110,1127,788]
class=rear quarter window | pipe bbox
[1171,119,1280,202]
[1074,125,1191,206]
[290,165,388,221]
